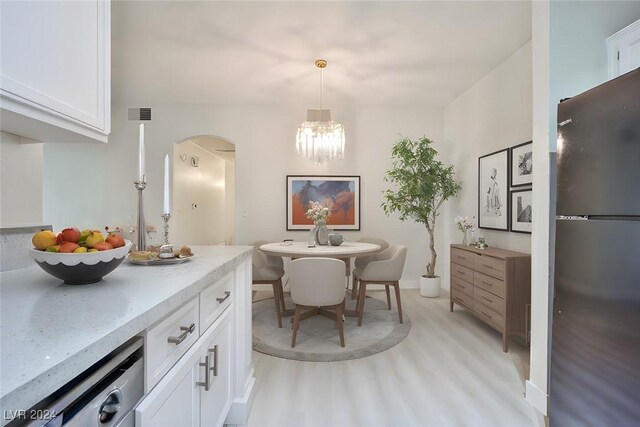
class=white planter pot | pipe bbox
[420,275,441,298]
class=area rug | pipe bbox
[252,291,411,362]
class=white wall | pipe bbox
[43,103,444,288]
[442,41,532,292]
[172,140,226,246]
[0,132,43,226]
[225,159,235,245]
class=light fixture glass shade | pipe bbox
[296,119,345,165]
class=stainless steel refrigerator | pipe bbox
[551,68,640,426]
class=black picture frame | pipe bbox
[286,175,361,231]
[478,148,510,231]
[510,188,532,234]
[510,140,533,187]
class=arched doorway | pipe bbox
[172,135,235,245]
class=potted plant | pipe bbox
[381,136,462,297]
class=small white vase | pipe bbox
[420,275,441,298]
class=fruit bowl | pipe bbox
[31,240,132,285]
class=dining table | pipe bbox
[259,241,382,319]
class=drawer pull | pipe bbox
[167,323,195,345]
[480,295,493,303]
[480,310,493,319]
[456,255,466,260]
[482,281,493,287]
[216,291,231,304]
[209,345,219,377]
[196,354,211,391]
[457,269,466,275]
[482,264,495,270]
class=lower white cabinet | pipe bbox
[136,308,232,427]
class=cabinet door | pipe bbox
[607,19,640,79]
[200,316,232,427]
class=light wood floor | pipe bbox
[248,289,544,427]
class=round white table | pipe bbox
[259,241,381,258]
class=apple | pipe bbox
[105,233,125,248]
[73,247,88,253]
[88,249,99,253]
[78,229,92,244]
[85,231,104,248]
[46,245,61,253]
[57,227,81,244]
[59,242,80,253]
[32,230,57,250]
[93,241,114,251]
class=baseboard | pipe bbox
[525,380,548,416]
[225,373,256,426]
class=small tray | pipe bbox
[126,255,193,266]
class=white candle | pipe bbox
[138,123,145,182]
[163,154,170,214]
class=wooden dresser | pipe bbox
[449,244,531,352]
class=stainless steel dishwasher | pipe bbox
[13,338,143,427]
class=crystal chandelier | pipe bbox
[296,59,345,165]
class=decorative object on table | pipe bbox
[134,123,147,251]
[31,237,132,285]
[475,237,488,249]
[328,233,344,246]
[287,175,360,231]
[296,59,345,165]
[510,140,533,187]
[158,153,175,258]
[126,245,193,265]
[381,136,462,298]
[478,148,509,231]
[454,215,475,246]
[305,201,331,245]
[510,188,532,234]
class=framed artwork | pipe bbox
[478,149,509,231]
[286,175,361,230]
[510,141,533,187]
[510,188,532,234]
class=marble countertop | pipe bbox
[0,245,251,415]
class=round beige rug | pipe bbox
[252,292,411,362]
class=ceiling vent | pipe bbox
[128,107,152,121]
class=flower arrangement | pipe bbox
[454,215,475,233]
[305,201,331,225]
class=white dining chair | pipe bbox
[252,241,287,328]
[290,258,347,348]
[353,245,407,326]
[351,237,390,299]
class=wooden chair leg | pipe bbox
[291,305,301,347]
[278,278,287,311]
[336,302,345,347]
[393,281,403,324]
[272,281,283,328]
[385,285,392,310]
[351,274,358,300]
[358,282,367,327]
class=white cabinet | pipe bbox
[0,0,111,143]
[607,19,640,79]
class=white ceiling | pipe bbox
[112,1,531,108]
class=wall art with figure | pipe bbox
[478,149,509,231]
[286,175,360,230]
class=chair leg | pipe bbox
[351,274,358,300]
[358,282,367,327]
[272,281,283,328]
[385,285,392,310]
[393,281,403,324]
[336,302,345,347]
[278,278,287,311]
[291,305,302,347]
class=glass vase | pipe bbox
[315,221,329,245]
[462,230,469,246]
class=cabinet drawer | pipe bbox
[451,263,474,282]
[451,287,473,310]
[451,275,473,298]
[145,297,200,392]
[474,300,504,330]
[451,247,474,269]
[474,286,504,315]
[473,271,505,298]
[474,254,505,280]
[200,272,233,333]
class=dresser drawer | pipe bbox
[145,297,200,392]
[451,287,473,310]
[474,253,505,280]
[200,272,234,333]
[451,275,473,298]
[474,286,504,315]
[451,263,474,282]
[451,247,474,269]
[473,271,505,298]
[474,300,504,331]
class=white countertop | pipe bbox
[0,245,251,414]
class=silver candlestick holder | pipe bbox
[134,179,147,251]
[159,213,175,259]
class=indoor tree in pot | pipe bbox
[381,136,462,297]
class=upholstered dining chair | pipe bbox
[289,258,347,348]
[353,245,407,326]
[350,237,390,299]
[252,241,287,328]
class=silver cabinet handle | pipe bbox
[167,323,195,345]
[209,345,218,377]
[196,355,211,391]
[216,291,231,304]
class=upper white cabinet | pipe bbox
[607,18,640,80]
[0,0,110,143]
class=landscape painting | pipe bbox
[510,141,533,187]
[510,189,532,234]
[287,175,360,230]
[478,149,509,231]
